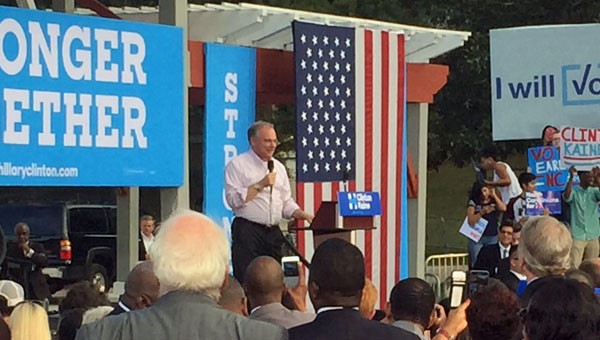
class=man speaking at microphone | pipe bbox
[225,121,314,283]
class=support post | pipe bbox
[51,0,74,12]
[407,103,429,278]
[159,0,190,218]
[116,187,139,282]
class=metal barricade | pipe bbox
[425,253,469,300]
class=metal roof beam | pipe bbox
[188,8,263,42]
[406,35,466,62]
[253,26,293,50]
[222,13,294,46]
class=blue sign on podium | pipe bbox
[337,191,382,216]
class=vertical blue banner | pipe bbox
[203,43,256,238]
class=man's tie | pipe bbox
[503,249,508,259]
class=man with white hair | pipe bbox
[517,216,573,306]
[75,210,286,340]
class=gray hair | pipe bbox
[149,209,230,300]
[247,121,274,141]
[519,216,572,277]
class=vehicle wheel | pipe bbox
[87,264,111,293]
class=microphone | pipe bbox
[268,159,274,172]
[343,170,349,191]
[267,160,274,193]
[267,160,274,226]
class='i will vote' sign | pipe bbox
[0,6,183,186]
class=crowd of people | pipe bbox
[0,210,597,340]
[0,122,599,339]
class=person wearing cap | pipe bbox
[0,280,25,322]
[4,223,51,300]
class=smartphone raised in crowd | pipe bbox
[281,256,300,287]
[449,270,490,308]
[467,270,490,295]
[449,271,466,309]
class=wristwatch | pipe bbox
[253,183,262,191]
[437,329,455,340]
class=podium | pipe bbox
[292,192,380,250]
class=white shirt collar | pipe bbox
[510,269,527,281]
[316,306,358,314]
[118,300,131,312]
[250,305,261,315]
[499,243,511,258]
[249,148,270,165]
[141,232,154,242]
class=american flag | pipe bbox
[293,21,406,307]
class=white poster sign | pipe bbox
[458,217,488,243]
[490,24,600,141]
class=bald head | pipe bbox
[123,261,159,310]
[244,256,285,307]
[150,210,230,300]
[14,222,30,245]
[218,275,248,316]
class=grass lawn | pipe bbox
[425,153,528,256]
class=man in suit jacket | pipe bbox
[76,210,286,340]
[474,224,513,276]
[497,245,527,293]
[138,215,155,261]
[3,223,50,300]
[106,261,159,317]
[245,256,315,329]
[288,239,419,340]
[516,216,571,307]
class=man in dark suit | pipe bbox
[76,210,286,340]
[138,215,155,261]
[474,224,513,276]
[288,238,419,340]
[107,261,159,317]
[497,245,527,293]
[3,222,50,300]
[517,216,571,307]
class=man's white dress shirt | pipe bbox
[225,149,299,225]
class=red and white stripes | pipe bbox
[296,28,405,308]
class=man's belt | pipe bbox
[235,216,279,229]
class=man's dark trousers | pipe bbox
[231,217,285,283]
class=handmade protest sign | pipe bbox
[560,126,600,171]
[528,146,570,191]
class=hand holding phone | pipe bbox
[282,256,300,287]
[449,271,466,309]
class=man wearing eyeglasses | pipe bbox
[474,224,514,276]
[225,121,313,283]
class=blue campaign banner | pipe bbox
[525,191,561,215]
[0,6,183,186]
[527,146,570,191]
[203,43,255,233]
[337,191,382,217]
